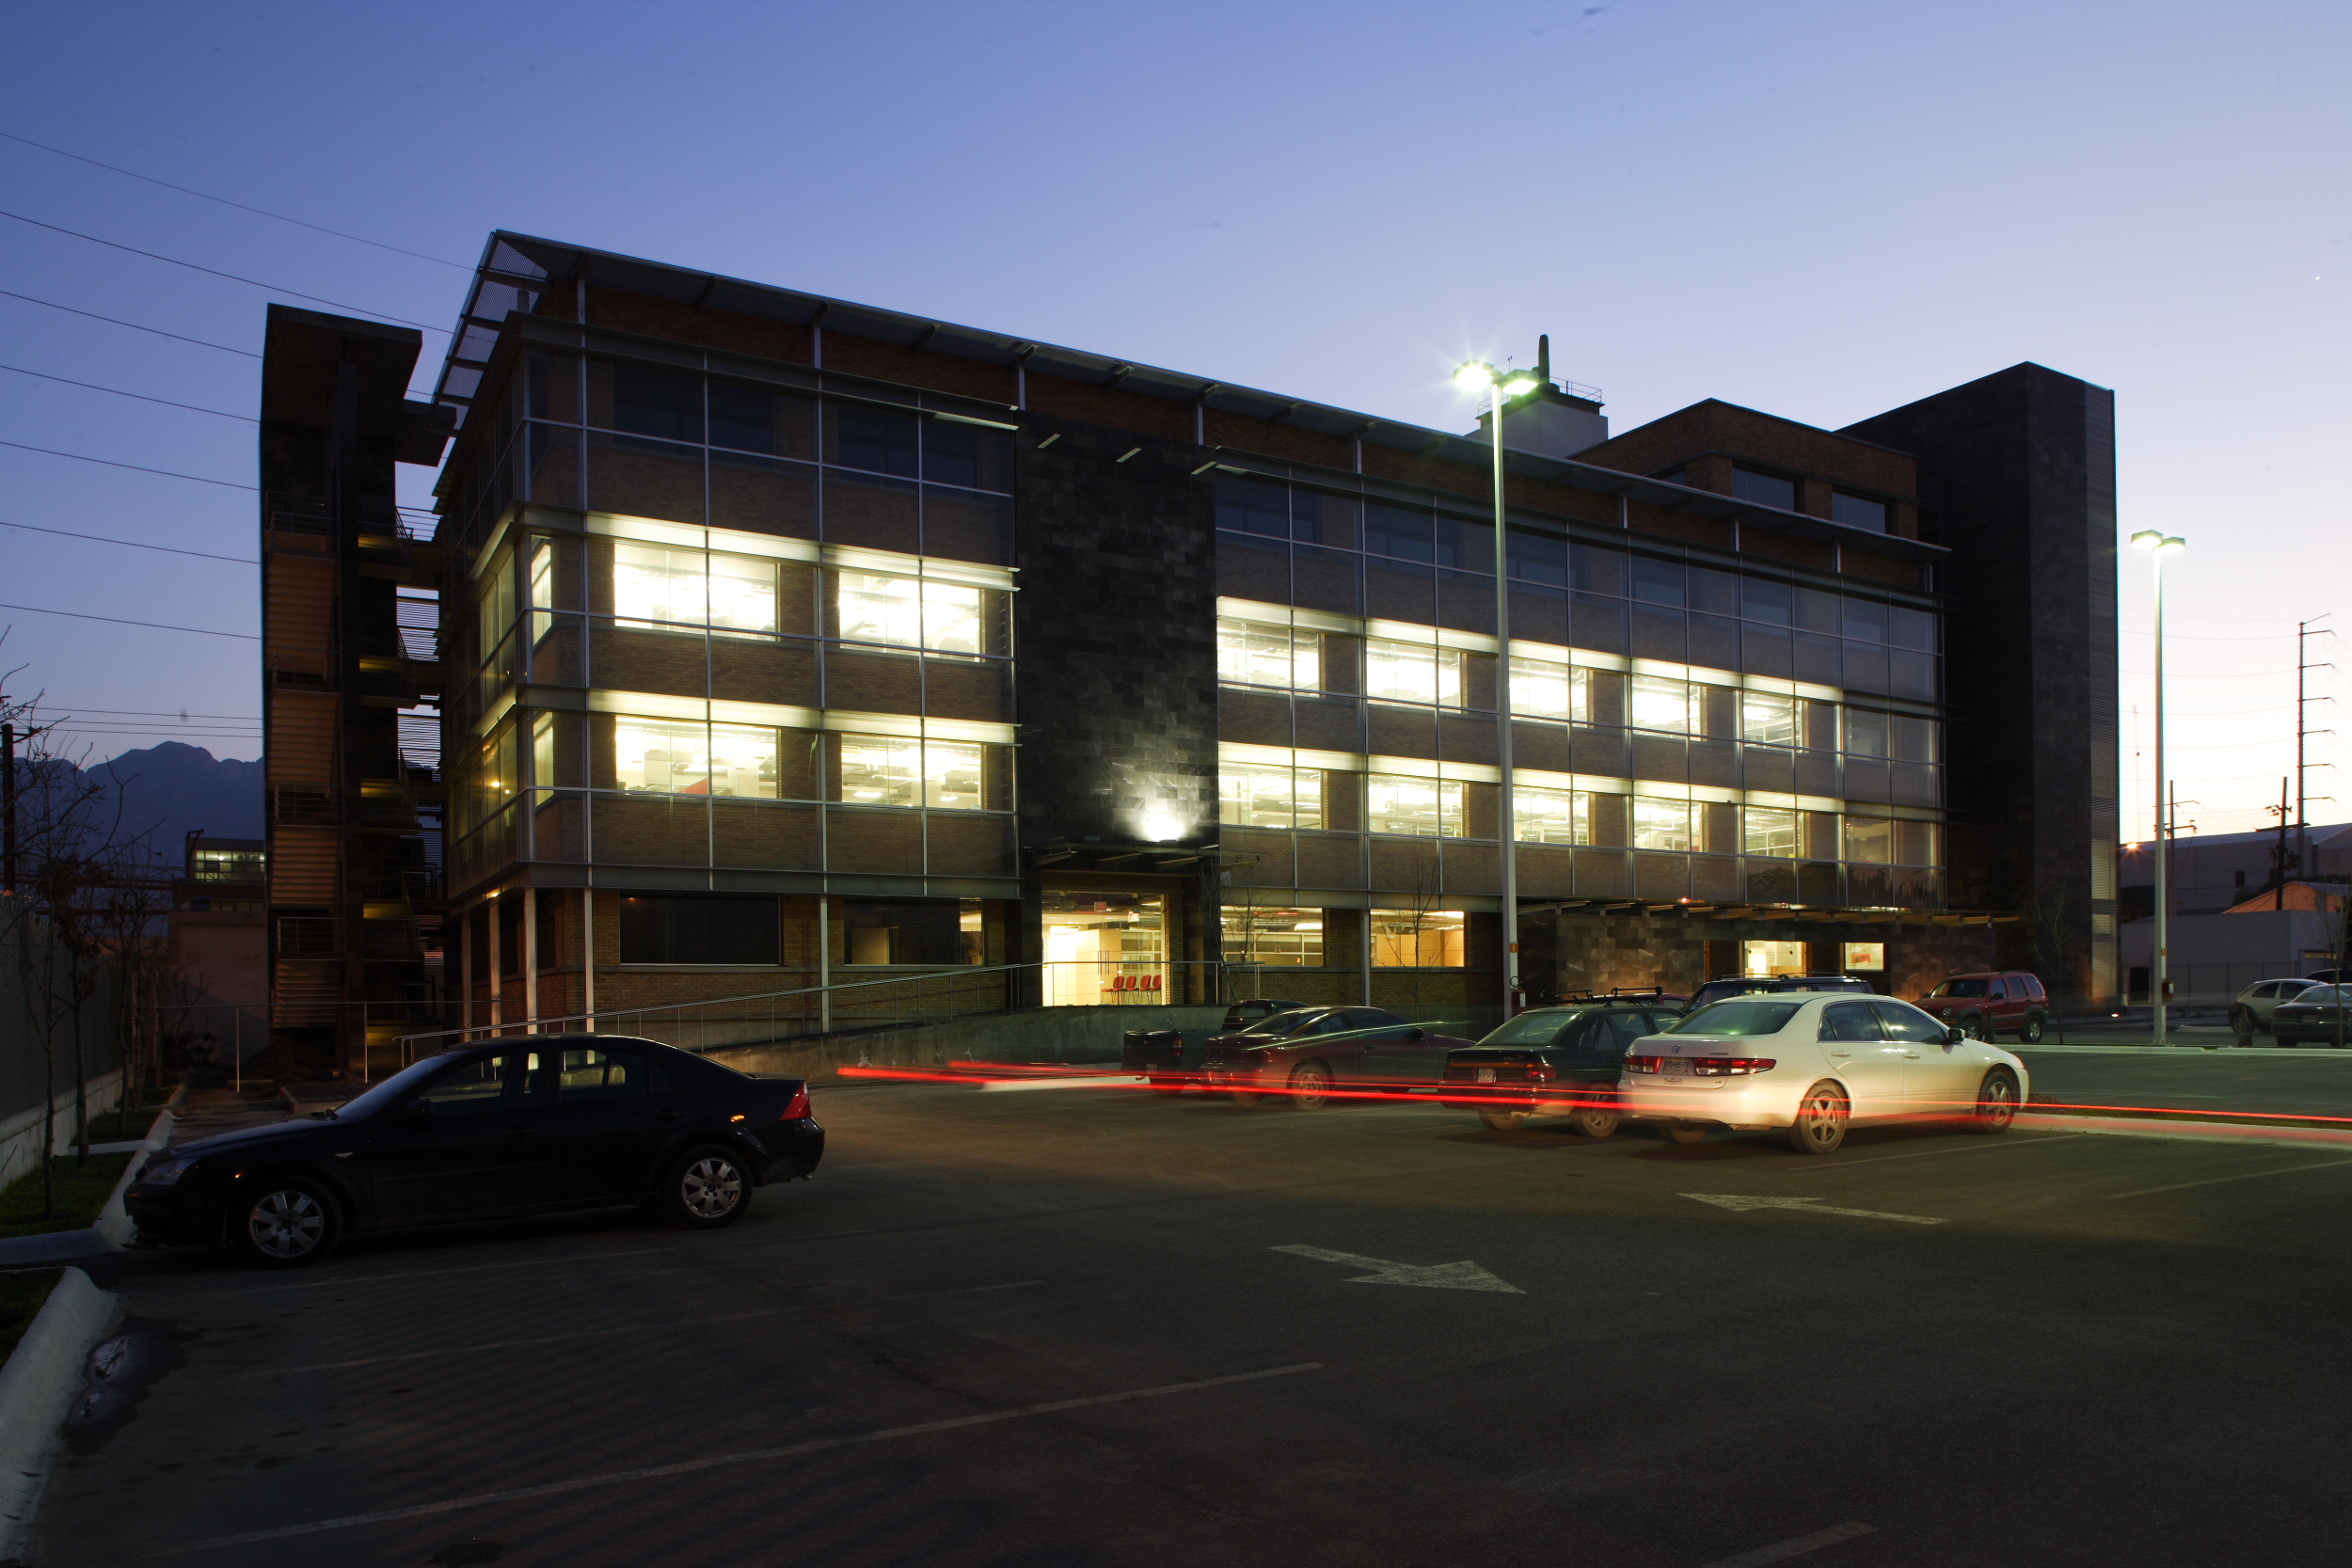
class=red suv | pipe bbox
[1921,972,2050,1043]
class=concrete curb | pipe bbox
[0,1266,124,1559]
[0,1105,175,1266]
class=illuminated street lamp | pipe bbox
[1455,359,1543,1018]
[2131,529,2186,1044]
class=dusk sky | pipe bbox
[2,0,2344,838]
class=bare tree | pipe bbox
[2025,883,2085,1008]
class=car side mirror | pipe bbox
[1946,1026,1967,1046]
[1406,1027,1425,1042]
[402,1098,435,1126]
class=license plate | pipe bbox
[1476,1068,1496,1084]
[1662,1064,1687,1080]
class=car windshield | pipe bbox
[1478,1010,1587,1048]
[1667,1000,1804,1037]
[1240,1009,1318,1036]
[1930,978,1989,998]
[327,1053,468,1119]
[2288,986,2345,1003]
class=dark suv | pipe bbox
[1122,999,1305,1095]
[1438,992,1682,1135]
[1680,974,1875,1014]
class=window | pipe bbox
[1845,710,1890,758]
[418,1053,521,1110]
[1872,1000,1948,1044]
[1219,764,1324,831]
[530,538,557,641]
[1216,475,1293,539]
[614,544,777,636]
[1632,797,1692,851]
[555,1047,648,1101]
[1845,816,1894,864]
[532,711,555,790]
[1365,640,1463,706]
[611,366,702,445]
[841,897,982,965]
[1843,942,1885,972]
[837,573,983,657]
[1629,556,1685,607]
[839,735,987,809]
[1368,775,1463,837]
[1629,674,1692,734]
[1731,467,1797,511]
[1372,911,1465,967]
[1511,657,1586,721]
[618,894,780,965]
[1741,691,1798,745]
[1221,907,1324,967]
[1744,806,1797,858]
[831,404,920,477]
[1216,618,1319,690]
[614,718,779,798]
[1515,785,1590,845]
[1833,493,1888,532]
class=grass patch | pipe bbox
[0,1269,64,1363]
[0,1153,134,1240]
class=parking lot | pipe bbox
[40,1055,2352,1568]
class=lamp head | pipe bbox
[2131,530,2164,550]
[1500,373,1541,399]
[2159,534,2186,554]
[1454,360,1496,393]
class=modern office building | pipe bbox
[309,228,2140,1055]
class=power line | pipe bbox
[0,601,258,640]
[0,129,472,272]
[0,209,444,335]
[0,519,253,564]
[0,287,261,357]
[0,361,254,421]
[24,706,259,721]
[0,438,253,490]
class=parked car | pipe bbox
[125,1036,823,1268]
[1122,998,1307,1094]
[1681,974,1874,1014]
[1618,993,2030,1154]
[1198,1006,1478,1108]
[1438,995,1684,1134]
[2230,977,2328,1037]
[1919,972,2051,1042]
[2268,985,2352,1047]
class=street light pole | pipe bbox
[1456,358,1538,1020]
[2132,530,2185,1044]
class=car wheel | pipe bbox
[2228,1006,2255,1037]
[667,1146,753,1229]
[231,1176,342,1268]
[1965,1068,2020,1133]
[1967,1014,1996,1042]
[1569,1106,1622,1139]
[2019,1014,2045,1044]
[1786,1083,1851,1155]
[1148,1076,1184,1098]
[1287,1061,1333,1111]
[1477,1107,1530,1132]
[1658,1122,1708,1146]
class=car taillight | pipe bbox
[781,1085,810,1120]
[1529,1064,1553,1083]
[1691,1057,1775,1076]
[1625,1055,1662,1074]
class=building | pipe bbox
[168,833,266,1008]
[289,228,2153,1067]
[258,308,453,1073]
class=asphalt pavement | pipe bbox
[36,1053,2352,1568]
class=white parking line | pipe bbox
[162,1362,1325,1555]
[2106,1157,2352,1199]
[1700,1520,1876,1567]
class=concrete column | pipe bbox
[459,910,473,1035]
[487,894,503,1030]
[523,890,540,1032]
[581,887,596,1031]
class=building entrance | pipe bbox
[1041,891,1168,1006]
[1744,939,1806,978]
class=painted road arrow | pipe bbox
[1272,1244,1523,1292]
[1683,1195,1945,1226]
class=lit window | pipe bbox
[1744,806,1797,858]
[1365,639,1464,706]
[614,543,776,636]
[1511,657,1586,721]
[1631,797,1692,851]
[615,718,778,798]
[530,538,556,642]
[1216,618,1318,690]
[1219,764,1324,831]
[1629,674,1691,734]
[1372,911,1465,967]
[1515,786,1589,845]
[839,736,989,810]
[1368,775,1463,837]
[1220,907,1325,967]
[837,573,983,657]
[1845,816,1893,864]
[1741,691,1797,746]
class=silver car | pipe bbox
[2229,977,2327,1036]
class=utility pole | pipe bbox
[3,721,16,898]
[2274,779,2290,911]
[2297,616,2332,895]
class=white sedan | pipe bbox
[1616,992,2030,1154]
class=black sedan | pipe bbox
[1197,1006,1477,1108]
[2270,986,2352,1047]
[126,1035,823,1267]
[1438,997,1684,1132]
